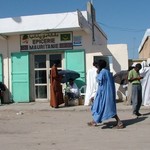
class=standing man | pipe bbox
[128,63,143,117]
[84,61,98,106]
[50,60,64,108]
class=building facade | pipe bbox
[0,3,128,103]
[0,4,112,103]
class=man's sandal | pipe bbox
[87,121,98,127]
[112,123,125,129]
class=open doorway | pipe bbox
[31,53,63,101]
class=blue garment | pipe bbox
[91,68,117,123]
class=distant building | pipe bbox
[139,29,150,60]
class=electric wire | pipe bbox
[98,22,146,33]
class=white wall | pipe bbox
[108,44,128,74]
[108,44,128,101]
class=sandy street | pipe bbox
[0,103,150,150]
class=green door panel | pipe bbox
[0,54,2,82]
[11,52,30,102]
[65,50,85,88]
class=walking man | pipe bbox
[88,60,124,129]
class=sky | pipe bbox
[0,0,150,59]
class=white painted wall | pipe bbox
[93,23,107,46]
[108,44,129,100]
[108,44,128,74]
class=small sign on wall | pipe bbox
[73,36,82,46]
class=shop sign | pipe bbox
[20,32,73,51]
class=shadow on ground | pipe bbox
[100,116,148,129]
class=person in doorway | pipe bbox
[84,61,98,106]
[50,60,64,108]
[65,78,79,100]
[128,63,143,117]
[88,60,124,129]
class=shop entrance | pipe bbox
[32,53,63,101]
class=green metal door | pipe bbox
[0,54,2,82]
[65,50,85,88]
[11,52,29,102]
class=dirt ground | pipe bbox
[0,103,150,150]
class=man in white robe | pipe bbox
[84,61,98,106]
[140,61,150,106]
